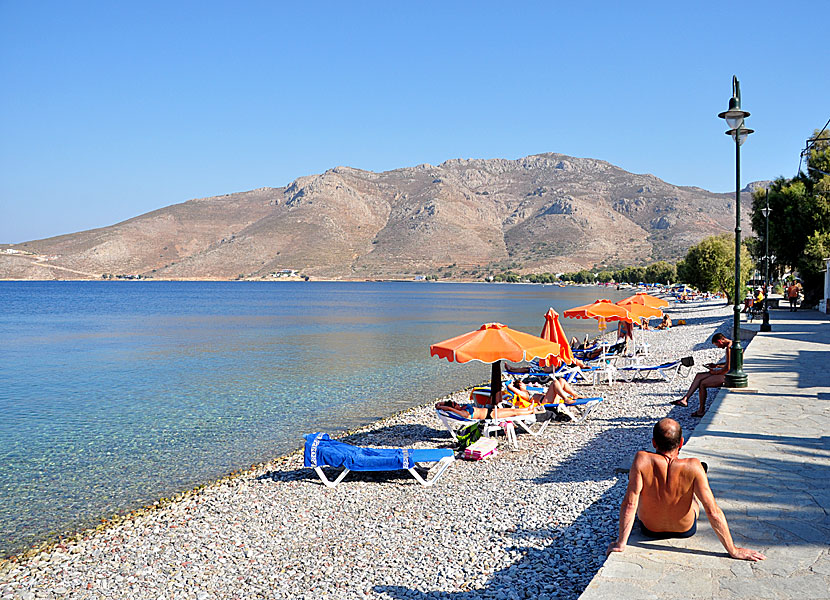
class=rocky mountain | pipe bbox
[0,153,757,280]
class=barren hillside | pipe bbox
[0,153,753,280]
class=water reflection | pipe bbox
[0,281,629,556]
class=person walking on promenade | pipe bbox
[787,281,800,312]
[671,333,730,417]
[607,418,766,561]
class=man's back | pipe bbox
[633,450,701,532]
[609,418,765,561]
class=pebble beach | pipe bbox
[1,299,737,600]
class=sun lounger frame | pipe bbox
[435,409,550,449]
[305,433,455,488]
[617,356,694,383]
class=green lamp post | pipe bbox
[718,75,753,388]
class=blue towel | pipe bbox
[304,432,451,471]
[544,397,602,409]
[618,361,678,371]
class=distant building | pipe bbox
[271,269,299,278]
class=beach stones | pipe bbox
[0,300,734,600]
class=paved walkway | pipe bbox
[580,308,830,600]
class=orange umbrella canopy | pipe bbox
[563,299,634,323]
[431,323,562,416]
[617,292,670,309]
[430,322,562,366]
[539,308,574,367]
[618,302,663,322]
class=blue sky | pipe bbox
[1,1,827,243]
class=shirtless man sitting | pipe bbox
[607,418,765,561]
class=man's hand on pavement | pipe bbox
[729,547,766,561]
[606,542,625,556]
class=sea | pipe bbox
[0,280,630,556]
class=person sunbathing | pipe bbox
[655,314,672,330]
[507,378,584,408]
[607,418,765,562]
[435,399,537,420]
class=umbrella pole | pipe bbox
[486,361,501,420]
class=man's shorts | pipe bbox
[637,518,697,539]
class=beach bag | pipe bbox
[455,422,483,450]
[463,438,498,461]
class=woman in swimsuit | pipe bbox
[435,398,537,420]
[507,378,584,408]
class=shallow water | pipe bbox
[0,280,630,556]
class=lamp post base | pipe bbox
[724,372,748,388]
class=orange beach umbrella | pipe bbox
[430,322,563,418]
[617,292,670,309]
[538,308,574,367]
[618,302,663,323]
[563,299,635,324]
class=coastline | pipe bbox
[1,300,738,599]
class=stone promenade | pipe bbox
[579,308,830,600]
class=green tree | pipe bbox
[751,126,830,301]
[643,261,677,285]
[679,234,752,303]
[803,230,830,282]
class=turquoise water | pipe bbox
[0,281,628,556]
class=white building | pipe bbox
[820,257,830,314]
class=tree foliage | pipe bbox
[677,233,752,303]
[556,262,677,285]
[751,126,830,301]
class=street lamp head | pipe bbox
[726,127,754,146]
[761,206,771,218]
[718,96,751,130]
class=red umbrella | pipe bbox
[430,323,562,418]
[538,308,575,367]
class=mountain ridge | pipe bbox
[0,153,762,280]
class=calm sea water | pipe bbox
[0,280,629,556]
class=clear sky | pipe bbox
[1,1,827,243]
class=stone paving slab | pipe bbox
[580,309,830,600]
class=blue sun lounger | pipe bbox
[304,432,455,488]
[467,383,605,423]
[543,397,604,423]
[616,356,694,383]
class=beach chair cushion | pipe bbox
[617,358,693,382]
[303,432,455,487]
[543,397,604,423]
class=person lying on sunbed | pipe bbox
[576,340,626,361]
[504,355,588,372]
[570,335,597,350]
[435,400,537,420]
[506,378,585,408]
